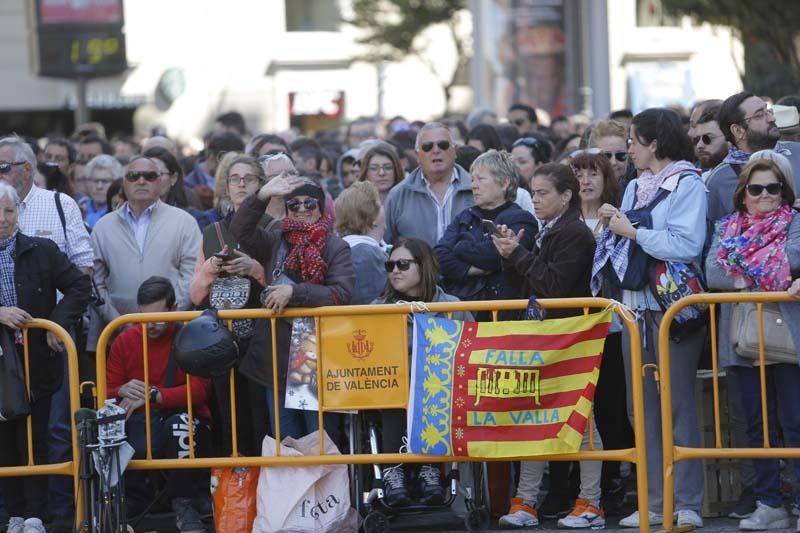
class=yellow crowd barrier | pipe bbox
[659,291,800,532]
[93,298,652,530]
[0,320,81,529]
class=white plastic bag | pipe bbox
[253,431,358,533]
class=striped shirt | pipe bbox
[421,169,460,243]
[18,185,94,268]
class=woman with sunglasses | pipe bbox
[231,174,353,442]
[371,237,472,507]
[492,163,604,529]
[587,120,631,185]
[357,144,404,206]
[434,150,537,311]
[594,108,706,529]
[510,134,552,190]
[705,155,800,531]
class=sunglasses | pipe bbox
[384,259,419,273]
[603,151,628,162]
[746,182,782,197]
[691,134,721,146]
[124,171,162,182]
[285,198,319,212]
[420,140,451,152]
[0,161,26,174]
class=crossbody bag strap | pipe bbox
[213,222,226,252]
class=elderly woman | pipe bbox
[706,156,800,531]
[434,150,537,310]
[357,144,404,206]
[595,108,706,529]
[333,181,387,305]
[230,175,353,442]
[83,155,123,227]
[492,164,604,529]
[0,182,91,530]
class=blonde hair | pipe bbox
[470,149,520,202]
[334,181,381,235]
[588,120,628,147]
[213,152,264,212]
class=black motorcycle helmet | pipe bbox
[174,309,239,377]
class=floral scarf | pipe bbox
[280,214,333,284]
[722,146,751,166]
[715,204,794,291]
[633,160,698,208]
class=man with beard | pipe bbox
[690,103,729,178]
[706,92,800,224]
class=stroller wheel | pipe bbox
[362,510,390,533]
[464,507,490,531]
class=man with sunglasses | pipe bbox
[691,103,729,175]
[92,156,201,329]
[383,122,473,247]
[708,92,800,224]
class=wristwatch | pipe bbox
[149,385,160,404]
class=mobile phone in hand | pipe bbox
[481,219,501,236]
[213,252,236,262]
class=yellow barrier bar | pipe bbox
[21,329,33,467]
[186,377,195,459]
[93,298,649,531]
[659,291,796,530]
[19,320,81,531]
[709,304,722,448]
[756,303,769,449]
[140,324,153,461]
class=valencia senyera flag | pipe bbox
[407,310,612,458]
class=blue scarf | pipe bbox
[722,146,751,165]
[0,230,17,307]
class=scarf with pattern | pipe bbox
[0,230,17,307]
[280,214,333,284]
[633,160,697,209]
[715,204,794,291]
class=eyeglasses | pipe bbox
[513,137,540,148]
[124,171,163,182]
[739,107,774,124]
[384,259,418,272]
[603,150,628,162]
[226,174,261,185]
[285,198,319,212]
[420,140,451,152]
[746,182,782,197]
[0,161,26,174]
[691,133,722,146]
[368,164,394,174]
[569,148,602,159]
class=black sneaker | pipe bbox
[417,464,445,505]
[538,493,571,519]
[601,478,626,517]
[172,497,206,533]
[728,485,756,519]
[381,465,411,507]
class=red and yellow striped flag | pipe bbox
[408,310,612,458]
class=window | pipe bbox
[636,0,679,27]
[285,0,340,32]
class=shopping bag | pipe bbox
[0,326,30,421]
[253,430,358,533]
[211,466,259,533]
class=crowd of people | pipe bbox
[1,91,800,532]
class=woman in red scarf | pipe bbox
[706,155,800,531]
[231,174,354,444]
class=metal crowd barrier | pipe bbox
[0,320,82,529]
[93,298,651,531]
[658,291,800,531]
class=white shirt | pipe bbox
[421,169,460,243]
[18,185,94,268]
[122,202,158,254]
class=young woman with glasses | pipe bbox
[358,144,404,205]
[371,237,472,508]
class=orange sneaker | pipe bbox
[557,498,606,529]
[499,497,539,528]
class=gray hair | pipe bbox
[85,154,124,180]
[750,150,795,193]
[261,152,293,170]
[414,122,455,150]
[465,107,497,130]
[470,149,520,203]
[0,181,19,204]
[0,137,36,170]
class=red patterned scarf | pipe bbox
[280,214,333,284]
